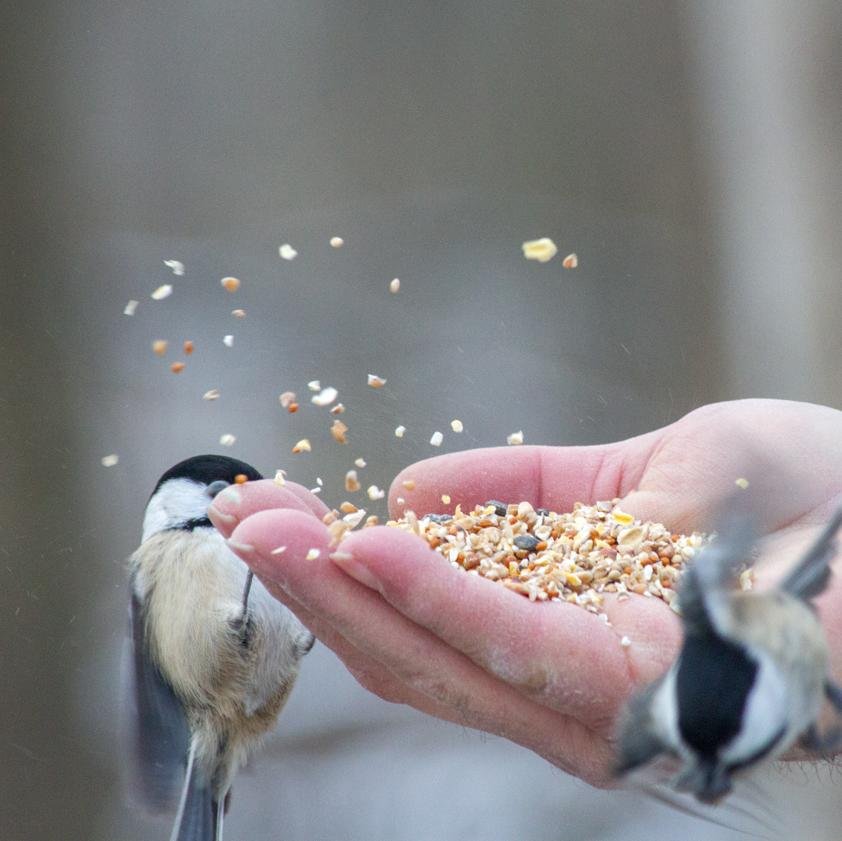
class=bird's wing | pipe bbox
[779,507,842,602]
[678,507,756,635]
[126,586,191,813]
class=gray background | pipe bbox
[3,1,842,839]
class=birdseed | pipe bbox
[330,419,349,444]
[522,238,558,263]
[123,300,139,316]
[430,431,443,447]
[151,284,173,300]
[183,340,194,355]
[367,485,385,501]
[383,499,712,610]
[367,374,387,388]
[163,259,184,275]
[507,430,524,446]
[450,419,464,433]
[330,237,344,248]
[345,470,361,492]
[279,391,296,409]
[292,438,312,454]
[203,389,221,401]
[279,243,298,260]
[312,387,338,407]
[231,308,246,318]
[395,425,406,438]
[170,362,186,374]
[101,454,119,467]
[153,340,168,357]
[330,404,346,415]
[354,458,367,468]
[308,380,321,392]
[219,433,236,447]
[389,278,401,294]
[221,276,241,293]
[562,253,578,269]
[735,477,750,490]
[223,335,234,348]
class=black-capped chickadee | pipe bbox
[615,505,842,803]
[127,455,314,841]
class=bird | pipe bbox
[126,454,314,841]
[615,503,842,803]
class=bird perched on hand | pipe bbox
[615,504,842,803]
[127,455,314,841]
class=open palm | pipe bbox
[211,399,842,787]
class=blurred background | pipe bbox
[3,1,842,839]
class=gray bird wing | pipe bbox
[779,507,842,602]
[128,587,191,812]
[678,508,756,634]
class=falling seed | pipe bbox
[441,494,451,505]
[330,236,344,248]
[183,340,194,355]
[170,361,186,374]
[123,300,139,316]
[271,545,287,555]
[450,419,464,433]
[395,425,406,438]
[274,469,287,486]
[367,485,385,501]
[152,339,168,357]
[367,374,387,388]
[312,387,338,407]
[305,548,321,561]
[331,419,349,444]
[231,308,246,318]
[345,470,361,492]
[343,509,367,528]
[101,454,119,467]
[330,403,345,415]
[620,636,632,648]
[340,501,358,514]
[506,430,524,446]
[562,253,578,269]
[219,433,236,447]
[292,438,312,454]
[163,259,184,276]
[316,477,324,486]
[401,479,416,491]
[151,284,173,300]
[521,238,558,263]
[354,458,367,468]
[287,402,299,413]
[203,389,221,401]
[279,243,298,260]
[735,477,750,490]
[310,486,322,495]
[389,278,401,294]
[430,431,444,447]
[279,391,296,409]
[307,380,321,392]
[234,474,248,485]
[223,335,234,348]
[221,276,241,293]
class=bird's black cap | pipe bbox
[151,454,263,499]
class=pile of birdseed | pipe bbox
[384,499,714,612]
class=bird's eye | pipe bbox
[206,480,230,498]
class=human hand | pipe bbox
[209,399,842,787]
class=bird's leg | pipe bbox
[229,571,254,646]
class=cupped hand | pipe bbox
[209,399,842,786]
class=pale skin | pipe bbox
[208,399,842,787]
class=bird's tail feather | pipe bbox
[169,741,217,841]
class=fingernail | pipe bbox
[216,485,243,507]
[208,506,237,527]
[226,538,255,558]
[329,550,381,591]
